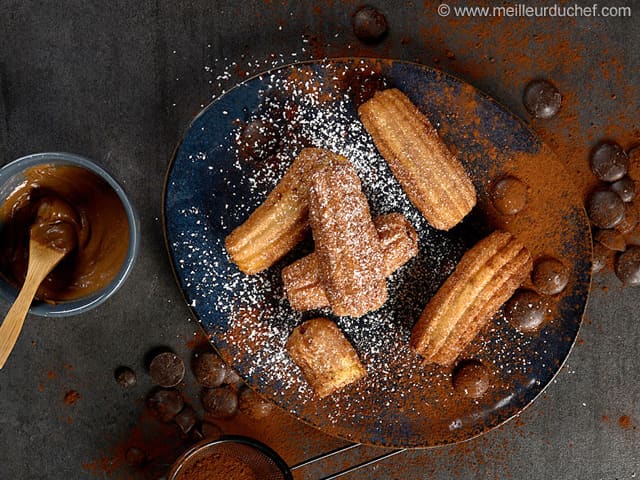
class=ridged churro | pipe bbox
[308,162,387,317]
[225,148,349,274]
[410,231,532,366]
[283,213,418,311]
[286,318,366,398]
[358,88,477,230]
[374,213,419,276]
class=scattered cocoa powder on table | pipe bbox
[64,390,81,405]
[176,453,257,480]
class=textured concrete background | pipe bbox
[0,1,639,478]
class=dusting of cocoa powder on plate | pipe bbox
[167,60,590,448]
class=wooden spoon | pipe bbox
[0,204,78,369]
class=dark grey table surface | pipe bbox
[0,1,639,479]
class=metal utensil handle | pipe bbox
[289,443,407,480]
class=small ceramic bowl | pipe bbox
[0,152,140,317]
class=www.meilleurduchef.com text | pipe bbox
[437,3,632,18]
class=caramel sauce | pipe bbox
[0,164,130,303]
[30,196,80,254]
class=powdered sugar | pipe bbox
[169,62,463,402]
[165,60,581,446]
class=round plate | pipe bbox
[163,59,591,448]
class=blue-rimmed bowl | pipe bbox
[0,152,140,317]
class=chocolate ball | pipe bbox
[238,387,274,419]
[532,258,569,295]
[114,366,137,388]
[615,246,640,286]
[505,290,548,332]
[342,70,389,108]
[192,352,227,388]
[452,360,490,398]
[615,202,638,234]
[223,367,243,386]
[590,142,629,182]
[616,203,639,234]
[146,389,184,422]
[594,229,626,252]
[201,386,238,419]
[610,176,636,202]
[149,352,185,388]
[237,118,280,161]
[352,6,388,43]
[491,176,528,215]
[586,190,625,229]
[522,79,562,119]
[201,421,223,438]
[174,406,197,434]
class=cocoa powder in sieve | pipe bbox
[176,452,257,480]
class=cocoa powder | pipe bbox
[176,453,257,480]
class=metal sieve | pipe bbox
[167,435,406,480]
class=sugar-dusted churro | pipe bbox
[286,318,366,398]
[283,213,418,311]
[225,148,349,274]
[410,231,532,366]
[358,88,477,230]
[308,161,387,317]
[373,213,419,276]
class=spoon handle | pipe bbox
[0,242,65,369]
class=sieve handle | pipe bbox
[289,443,361,471]
[289,443,407,480]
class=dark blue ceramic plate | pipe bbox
[163,59,591,448]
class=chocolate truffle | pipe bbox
[505,290,548,332]
[522,79,562,119]
[586,190,625,229]
[352,6,388,43]
[532,258,569,295]
[149,352,185,388]
[114,366,137,388]
[594,229,626,252]
[223,367,242,386]
[590,141,628,182]
[616,203,638,234]
[610,176,635,202]
[452,360,490,398]
[201,422,223,438]
[201,386,238,419]
[342,69,388,108]
[237,118,280,161]
[491,176,528,215]
[174,406,197,434]
[192,352,227,388]
[146,389,184,422]
[238,387,274,419]
[615,246,640,286]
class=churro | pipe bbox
[358,88,476,230]
[283,213,418,311]
[410,231,532,366]
[308,161,387,317]
[286,318,366,398]
[225,148,349,274]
